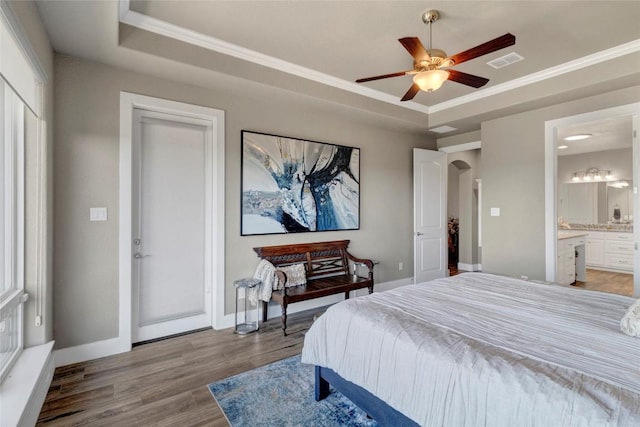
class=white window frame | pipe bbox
[0,82,25,383]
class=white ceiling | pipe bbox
[557,115,633,156]
[34,0,640,136]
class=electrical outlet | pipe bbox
[398,262,404,271]
[35,315,42,327]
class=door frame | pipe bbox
[119,92,225,350]
[544,102,640,295]
[439,141,482,272]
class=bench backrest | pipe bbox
[253,240,351,279]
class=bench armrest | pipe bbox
[346,252,374,281]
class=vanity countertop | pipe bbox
[563,223,633,233]
[557,230,589,240]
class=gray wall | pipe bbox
[481,86,640,279]
[558,147,632,184]
[53,54,435,349]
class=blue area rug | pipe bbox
[208,355,380,426]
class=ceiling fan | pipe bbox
[355,10,516,101]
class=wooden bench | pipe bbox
[253,240,374,335]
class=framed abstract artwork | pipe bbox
[241,130,360,235]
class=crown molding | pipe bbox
[428,39,640,114]
[117,1,430,115]
[118,1,639,117]
[0,1,48,82]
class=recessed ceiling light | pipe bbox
[557,144,569,150]
[429,125,457,134]
[564,133,592,141]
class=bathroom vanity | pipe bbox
[585,230,633,272]
[557,231,587,286]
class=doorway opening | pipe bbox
[545,103,640,297]
[446,151,481,276]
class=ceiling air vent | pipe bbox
[487,52,524,69]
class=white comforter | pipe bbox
[301,273,640,427]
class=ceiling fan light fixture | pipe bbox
[413,69,450,92]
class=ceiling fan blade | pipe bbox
[355,70,412,83]
[447,69,489,88]
[400,83,421,101]
[398,37,430,61]
[448,33,515,65]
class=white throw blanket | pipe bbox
[302,273,640,426]
[621,298,640,336]
[249,259,278,304]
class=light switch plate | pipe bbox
[490,207,500,217]
[90,207,108,221]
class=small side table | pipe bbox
[234,278,262,335]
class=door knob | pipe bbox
[134,253,149,259]
[416,232,424,236]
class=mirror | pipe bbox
[607,184,633,223]
[558,182,633,224]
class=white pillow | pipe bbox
[620,298,640,337]
[278,263,307,288]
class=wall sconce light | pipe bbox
[608,180,629,188]
[570,168,613,182]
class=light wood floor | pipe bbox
[573,268,633,296]
[37,309,324,426]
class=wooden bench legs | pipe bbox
[281,303,288,336]
[261,286,374,337]
[262,300,290,336]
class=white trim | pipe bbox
[53,337,126,367]
[0,341,54,427]
[439,141,481,153]
[457,262,482,272]
[119,92,225,354]
[117,1,639,116]
[544,103,640,285]
[0,1,48,82]
[429,39,640,114]
[57,278,411,359]
[117,1,429,115]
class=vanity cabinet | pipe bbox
[557,235,586,286]
[605,233,633,271]
[586,231,633,272]
[585,232,606,266]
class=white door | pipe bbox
[132,108,213,342]
[413,148,448,283]
[633,114,640,297]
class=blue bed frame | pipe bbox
[314,365,420,427]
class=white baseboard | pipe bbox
[458,262,482,271]
[0,341,55,427]
[54,336,131,368]
[53,277,412,366]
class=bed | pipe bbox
[301,272,640,426]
